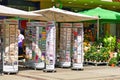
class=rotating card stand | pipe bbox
[71,23,84,71]
[0,19,18,75]
[24,60,45,70]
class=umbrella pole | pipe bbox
[97,19,99,40]
[28,7,31,22]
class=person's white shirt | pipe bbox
[18,34,24,47]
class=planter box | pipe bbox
[84,61,108,66]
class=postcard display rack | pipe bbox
[25,22,46,70]
[0,19,18,74]
[43,21,56,72]
[0,20,3,73]
[72,23,84,70]
[59,23,72,68]
[44,21,56,72]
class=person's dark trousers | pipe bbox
[18,47,24,60]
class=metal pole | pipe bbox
[97,19,99,40]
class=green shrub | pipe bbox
[99,47,110,62]
[117,52,120,61]
[109,57,117,66]
[103,35,116,52]
[117,43,120,52]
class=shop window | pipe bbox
[100,23,116,37]
[84,22,97,42]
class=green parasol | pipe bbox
[79,7,120,20]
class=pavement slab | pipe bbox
[0,66,120,80]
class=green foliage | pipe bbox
[89,46,97,52]
[55,0,63,9]
[84,46,110,62]
[117,52,120,61]
[84,52,90,61]
[95,52,101,62]
[84,46,97,61]
[109,57,117,66]
[93,38,103,47]
[84,35,117,63]
[103,35,116,52]
[117,42,120,50]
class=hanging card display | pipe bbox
[72,23,84,69]
[0,21,3,71]
[59,23,72,67]
[26,22,46,69]
[0,19,18,73]
[45,21,56,70]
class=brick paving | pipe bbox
[0,66,120,80]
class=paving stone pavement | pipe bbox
[0,66,120,80]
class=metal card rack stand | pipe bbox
[0,19,18,74]
[71,23,84,70]
[59,23,72,68]
[25,22,46,70]
[0,20,4,74]
[43,21,56,72]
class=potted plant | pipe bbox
[84,52,90,61]
[117,52,120,62]
[103,35,116,59]
[108,57,117,67]
[95,52,101,62]
[103,35,116,52]
[84,46,97,61]
[117,42,120,52]
[99,47,110,62]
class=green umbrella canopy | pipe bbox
[79,7,120,20]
